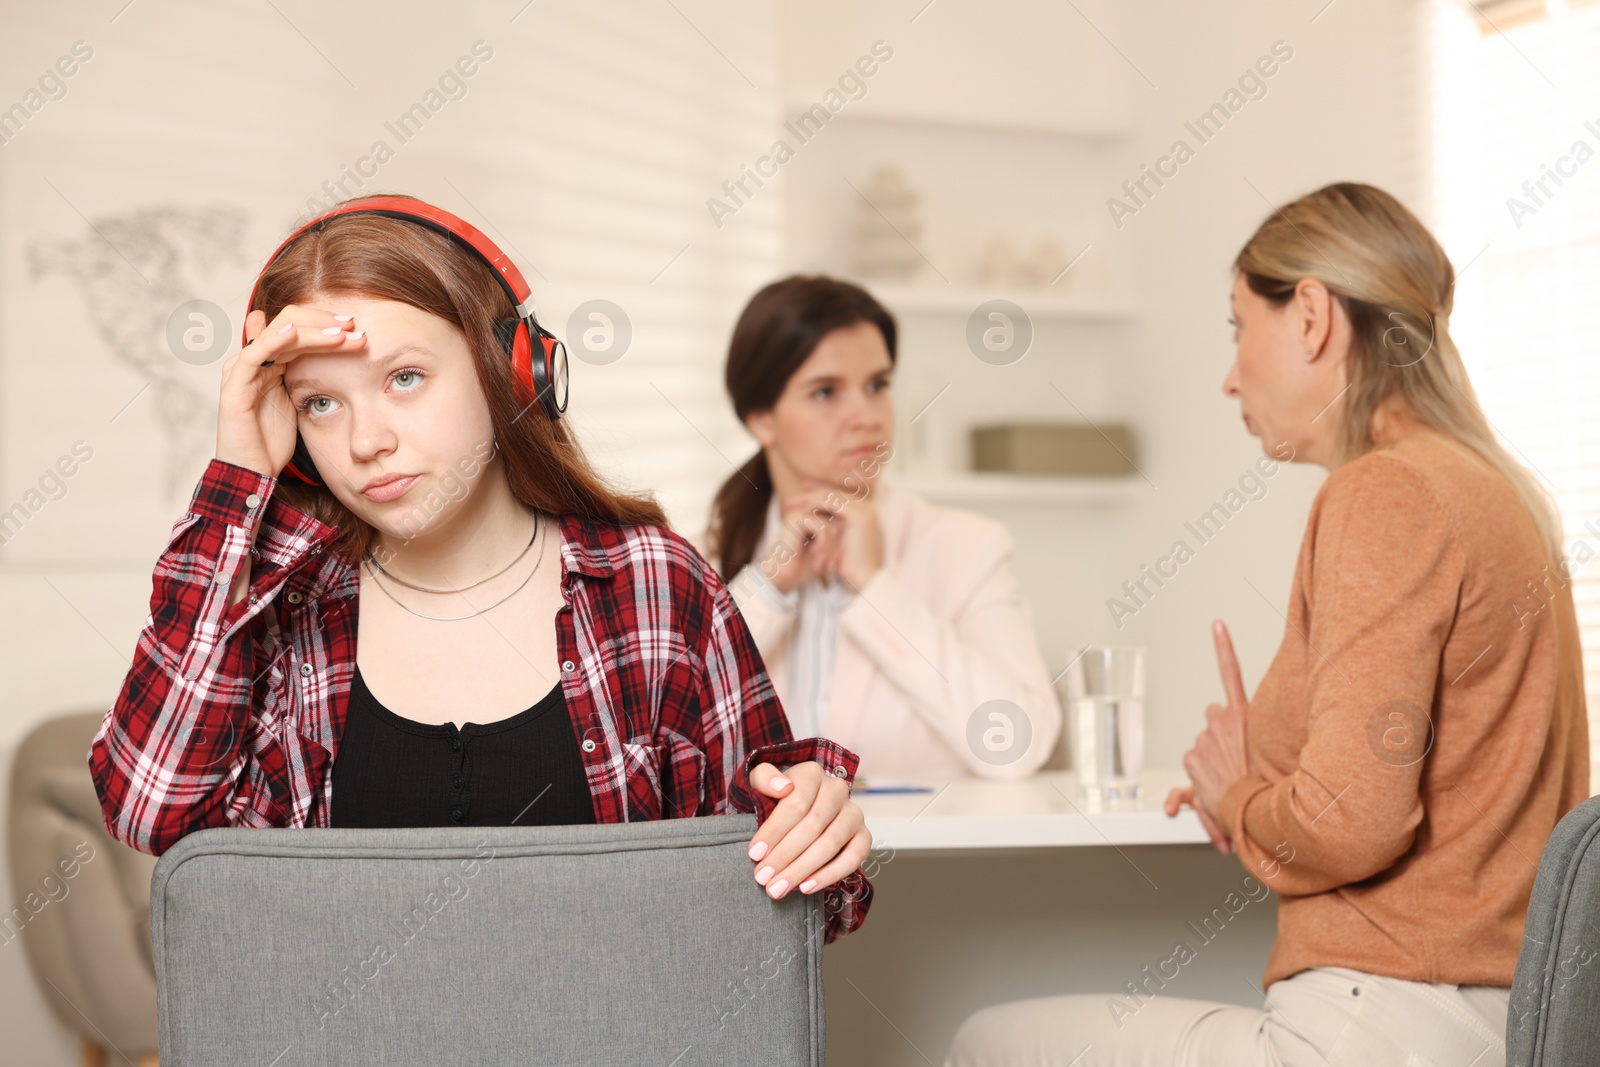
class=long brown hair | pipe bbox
[254,192,665,564]
[705,274,897,580]
[1234,181,1563,561]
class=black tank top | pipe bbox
[329,664,596,827]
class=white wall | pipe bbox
[777,1,1431,1063]
[775,0,1425,771]
[0,0,789,746]
[1104,0,1426,768]
[0,0,1432,1063]
[0,1,783,1061]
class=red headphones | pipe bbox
[242,195,569,487]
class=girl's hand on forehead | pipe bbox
[214,303,367,480]
[250,302,366,369]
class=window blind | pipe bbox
[1430,0,1600,790]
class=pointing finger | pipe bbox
[1212,618,1248,710]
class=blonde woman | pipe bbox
[944,183,1589,1064]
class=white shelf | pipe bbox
[866,282,1136,322]
[886,471,1145,507]
[855,769,1207,850]
[782,96,1134,141]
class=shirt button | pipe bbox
[832,766,849,778]
[214,568,228,585]
[287,591,303,604]
[581,739,596,753]
[562,660,576,673]
[245,493,261,509]
[248,592,258,603]
[452,737,462,752]
[452,776,462,789]
[299,663,313,677]
[451,807,463,821]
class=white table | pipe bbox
[828,769,1272,1067]
[853,768,1210,850]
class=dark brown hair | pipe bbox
[254,192,665,564]
[705,274,897,579]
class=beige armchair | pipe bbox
[7,711,159,1067]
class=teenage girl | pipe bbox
[89,195,874,940]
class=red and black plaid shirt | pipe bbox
[89,458,872,942]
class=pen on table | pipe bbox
[854,778,936,794]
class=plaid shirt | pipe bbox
[89,459,872,942]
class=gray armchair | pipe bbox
[150,812,827,1065]
[6,710,159,1066]
[1507,793,1600,1065]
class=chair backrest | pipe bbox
[150,813,826,1066]
[1507,793,1600,1066]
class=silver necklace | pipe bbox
[362,512,547,622]
[367,513,538,593]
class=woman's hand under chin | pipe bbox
[786,479,882,593]
[745,760,872,899]
[827,491,883,593]
[766,491,832,594]
[768,482,883,594]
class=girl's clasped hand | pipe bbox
[746,760,871,898]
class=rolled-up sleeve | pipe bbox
[89,459,312,854]
[687,548,874,942]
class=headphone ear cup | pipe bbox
[509,320,537,408]
[525,330,562,422]
[540,334,568,420]
[496,315,566,421]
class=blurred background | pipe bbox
[2,0,1597,1063]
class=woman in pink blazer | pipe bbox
[693,275,1061,784]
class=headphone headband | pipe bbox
[241,196,539,337]
[245,195,567,486]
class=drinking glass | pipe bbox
[1060,645,1146,805]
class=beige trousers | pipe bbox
[943,966,1510,1067]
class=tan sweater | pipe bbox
[1215,430,1589,989]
